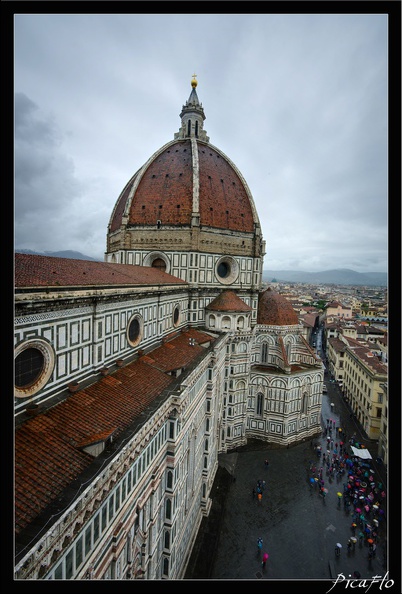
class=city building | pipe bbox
[14,78,324,580]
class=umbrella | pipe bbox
[367,538,374,544]
[359,496,364,500]
[373,504,379,510]
[337,492,342,497]
[336,543,342,548]
[355,508,361,513]
[323,488,329,493]
[364,505,370,512]
[310,478,315,483]
[350,537,357,543]
[314,477,319,482]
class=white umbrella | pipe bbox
[336,543,342,548]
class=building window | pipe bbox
[167,470,173,489]
[152,258,166,272]
[173,305,180,327]
[127,314,144,347]
[14,339,55,398]
[215,256,239,285]
[261,343,268,363]
[165,499,172,520]
[164,531,170,549]
[257,393,263,416]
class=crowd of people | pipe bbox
[308,417,387,568]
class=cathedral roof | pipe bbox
[206,290,252,312]
[108,78,261,237]
[14,329,215,538]
[15,253,186,289]
[257,287,299,325]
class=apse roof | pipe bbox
[206,289,252,312]
[257,287,299,326]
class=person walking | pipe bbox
[262,552,269,569]
[257,537,263,552]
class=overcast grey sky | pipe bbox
[14,13,389,273]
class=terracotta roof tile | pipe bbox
[14,329,215,536]
[206,290,252,312]
[257,288,299,325]
[15,253,186,289]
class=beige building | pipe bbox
[342,345,387,441]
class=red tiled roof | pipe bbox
[15,253,186,288]
[111,140,256,234]
[257,288,299,325]
[206,290,252,312]
[14,329,215,536]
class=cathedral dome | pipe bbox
[106,77,263,265]
[257,287,299,326]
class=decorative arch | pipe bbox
[143,251,171,273]
[222,316,231,330]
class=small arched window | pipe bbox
[257,392,263,416]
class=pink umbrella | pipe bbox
[364,505,370,512]
[355,508,362,513]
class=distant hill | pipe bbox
[263,268,387,287]
[15,249,101,261]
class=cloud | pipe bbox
[14,13,389,272]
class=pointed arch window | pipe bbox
[261,342,268,363]
[302,392,308,414]
[257,392,264,416]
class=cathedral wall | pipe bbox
[14,288,190,419]
[106,246,263,290]
[15,338,224,580]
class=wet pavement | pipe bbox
[184,377,394,589]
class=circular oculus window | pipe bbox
[215,256,239,285]
[14,339,55,398]
[127,314,144,347]
[173,305,180,327]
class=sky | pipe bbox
[14,12,390,273]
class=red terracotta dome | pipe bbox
[107,78,263,266]
[257,287,299,325]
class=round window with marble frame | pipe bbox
[127,313,144,347]
[172,304,180,328]
[215,256,239,285]
[143,251,170,274]
[14,338,55,399]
